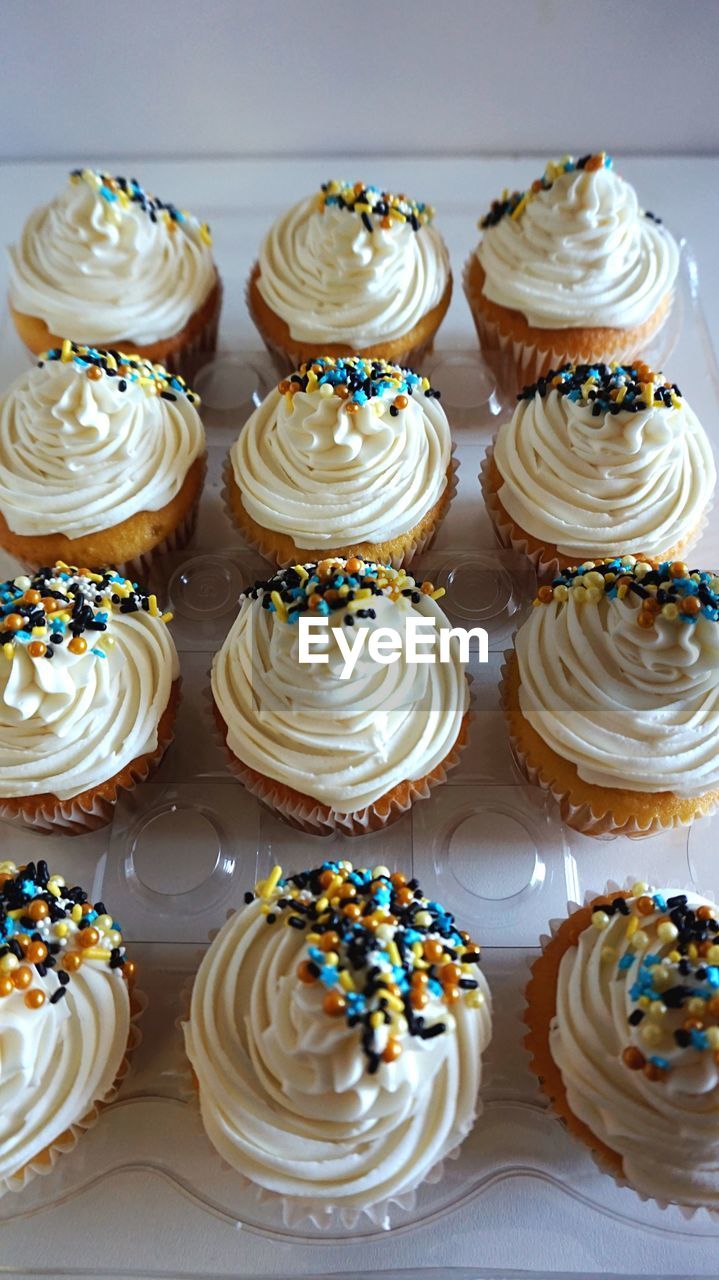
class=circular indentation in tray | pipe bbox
[124,803,235,912]
[169,554,243,621]
[448,810,542,902]
[438,554,518,624]
[193,353,274,412]
[427,352,499,424]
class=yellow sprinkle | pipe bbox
[260,864,282,900]
[31,626,47,637]
[160,612,173,625]
[71,904,83,923]
[642,382,654,407]
[387,941,402,967]
[510,194,527,220]
[626,915,639,939]
[306,931,321,944]
[270,591,288,622]
[615,384,627,405]
[148,594,160,618]
[339,970,356,992]
[60,338,73,363]
[199,223,212,246]
[370,1011,384,1029]
[54,921,69,937]
[83,947,112,961]
[47,882,62,900]
[466,990,485,1008]
[2,643,13,660]
[430,587,446,601]
[381,991,405,1014]
[315,896,329,915]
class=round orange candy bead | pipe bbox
[670,561,688,579]
[635,896,654,916]
[23,589,42,605]
[637,610,655,629]
[63,952,82,973]
[337,883,357,899]
[322,990,347,1018]
[382,1038,403,1064]
[12,966,33,990]
[297,960,318,984]
[81,902,94,915]
[537,586,554,604]
[28,899,49,921]
[440,963,462,986]
[278,380,290,394]
[411,970,428,987]
[24,989,46,1009]
[342,903,362,920]
[395,887,414,907]
[443,984,461,1004]
[28,641,47,658]
[423,939,444,964]
[122,959,136,984]
[622,1046,645,1070]
[4,613,24,631]
[41,597,60,614]
[0,976,13,997]
[697,906,714,921]
[394,394,408,410]
[345,558,362,574]
[681,596,701,616]
[319,869,336,888]
[644,1061,666,1082]
[410,988,429,1010]
[390,872,407,888]
[707,995,719,1018]
[25,941,48,965]
[86,365,102,381]
[68,636,87,655]
[319,932,340,952]
[334,384,349,399]
[79,927,100,949]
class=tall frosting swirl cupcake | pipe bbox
[225,356,455,568]
[0,563,180,834]
[8,169,221,373]
[501,558,719,836]
[184,860,492,1221]
[526,881,719,1208]
[211,559,470,834]
[248,180,451,368]
[0,342,205,575]
[481,362,715,578]
[465,154,680,392]
[0,857,139,1195]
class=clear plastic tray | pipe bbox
[1,242,719,1276]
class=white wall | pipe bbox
[2,0,717,161]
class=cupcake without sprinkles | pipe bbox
[526,881,719,1209]
[183,860,492,1222]
[501,559,719,837]
[0,343,205,576]
[0,564,179,834]
[211,559,470,835]
[225,356,455,567]
[465,154,679,391]
[481,362,715,578]
[248,180,452,367]
[8,169,221,373]
[0,858,139,1195]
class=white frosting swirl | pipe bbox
[494,390,715,559]
[0,611,179,801]
[184,897,491,1209]
[516,589,719,795]
[0,950,130,1187]
[256,196,449,346]
[478,165,679,329]
[231,385,451,546]
[0,359,205,539]
[551,889,719,1206]
[8,172,216,345]
[211,588,468,812]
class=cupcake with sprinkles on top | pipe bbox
[481,361,715,578]
[0,563,180,834]
[465,154,680,392]
[8,168,221,374]
[526,880,719,1208]
[248,180,452,368]
[0,342,206,577]
[226,356,455,568]
[502,558,719,837]
[183,860,492,1222]
[211,558,470,834]
[0,858,139,1195]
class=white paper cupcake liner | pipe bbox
[160,277,223,379]
[524,879,719,1219]
[177,927,477,1231]
[221,449,459,571]
[119,471,205,585]
[0,985,147,1197]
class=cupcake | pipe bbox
[211,559,470,835]
[482,362,716,579]
[225,356,455,568]
[0,856,138,1195]
[501,558,719,837]
[525,881,719,1208]
[8,168,221,374]
[0,342,206,576]
[465,153,680,392]
[247,180,451,368]
[184,859,492,1221]
[0,563,180,834]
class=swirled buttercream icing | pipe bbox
[493,363,715,559]
[0,564,179,801]
[256,181,450,346]
[184,859,492,1211]
[231,357,451,547]
[0,342,204,540]
[8,169,216,345]
[518,558,719,796]
[549,882,719,1206]
[0,857,134,1190]
[211,559,469,813]
[477,154,679,330]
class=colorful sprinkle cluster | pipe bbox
[244,558,445,627]
[40,340,200,405]
[480,153,614,228]
[318,180,434,234]
[247,862,484,1072]
[0,563,172,663]
[69,168,212,245]
[0,860,134,1012]
[518,362,682,416]
[589,884,719,1081]
[533,558,719,631]
[277,356,439,416]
